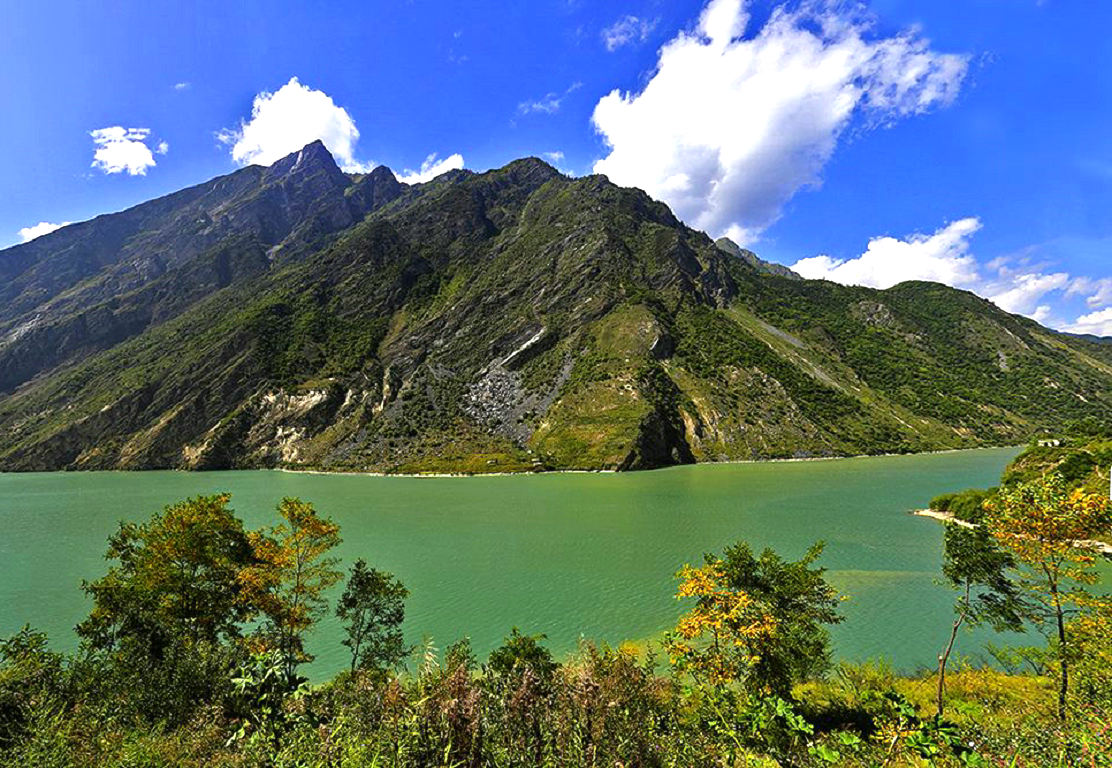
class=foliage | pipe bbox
[985,473,1112,719]
[73,494,259,723]
[726,541,842,697]
[486,627,558,689]
[335,558,409,672]
[77,493,256,654]
[665,561,777,686]
[935,515,1028,716]
[0,627,64,752]
[929,488,996,520]
[243,497,343,680]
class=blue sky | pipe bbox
[3,0,1111,334]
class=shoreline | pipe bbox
[0,444,1024,480]
[272,445,1023,479]
[910,508,977,529]
[912,508,1112,556]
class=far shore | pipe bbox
[0,444,1023,479]
[272,444,1023,480]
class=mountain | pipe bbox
[1,142,1111,473]
[713,237,801,280]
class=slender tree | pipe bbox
[336,559,409,672]
[984,473,1111,719]
[244,497,343,681]
[935,508,1028,717]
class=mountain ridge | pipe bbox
[1,142,1110,473]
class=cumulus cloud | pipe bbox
[793,218,982,289]
[396,153,465,184]
[172,82,190,91]
[601,15,657,51]
[219,77,373,172]
[18,221,71,243]
[1067,276,1112,308]
[592,0,968,244]
[791,217,1112,337]
[1064,308,1112,337]
[982,270,1070,317]
[90,127,161,175]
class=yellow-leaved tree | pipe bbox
[666,561,777,686]
[666,541,841,697]
[241,497,343,681]
[984,473,1111,719]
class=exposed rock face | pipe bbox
[0,140,402,396]
[1,143,1111,473]
[714,237,801,280]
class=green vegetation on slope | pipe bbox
[1,144,1111,473]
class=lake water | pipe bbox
[0,448,1025,678]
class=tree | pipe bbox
[935,505,1028,717]
[336,559,409,672]
[75,494,259,721]
[668,541,841,697]
[984,473,1111,719]
[665,560,777,687]
[487,627,557,685]
[78,493,256,657]
[244,497,343,681]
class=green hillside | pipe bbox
[1,143,1110,472]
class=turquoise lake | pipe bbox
[0,447,1025,678]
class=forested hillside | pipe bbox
[1,142,1110,472]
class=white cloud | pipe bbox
[983,270,1071,316]
[591,0,968,244]
[519,93,564,115]
[156,141,169,155]
[601,15,657,51]
[219,77,373,172]
[1064,308,1112,337]
[173,82,190,91]
[790,216,1112,336]
[543,151,565,163]
[396,153,465,184]
[1067,276,1112,308]
[518,82,582,116]
[18,221,71,243]
[90,127,160,176]
[793,218,982,289]
[343,159,378,174]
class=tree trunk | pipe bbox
[1051,578,1068,720]
[937,583,969,718]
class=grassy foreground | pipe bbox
[4,641,1106,767]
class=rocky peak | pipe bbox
[262,140,347,188]
[500,156,562,184]
[347,164,404,214]
[714,237,801,280]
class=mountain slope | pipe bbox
[0,141,401,395]
[1,143,1110,472]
